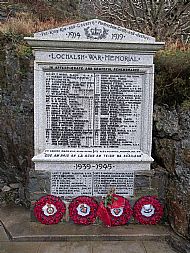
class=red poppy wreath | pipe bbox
[133,196,164,225]
[97,194,132,227]
[34,195,66,225]
[69,196,98,225]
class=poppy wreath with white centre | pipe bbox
[133,196,164,225]
[69,196,98,225]
[34,195,66,225]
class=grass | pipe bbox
[162,39,190,52]
[0,12,78,36]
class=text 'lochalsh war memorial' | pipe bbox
[25,19,165,226]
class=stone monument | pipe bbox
[25,19,164,208]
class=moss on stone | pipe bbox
[181,100,190,110]
[16,43,32,58]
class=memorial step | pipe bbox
[0,205,171,242]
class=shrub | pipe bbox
[0,12,77,36]
[154,48,190,107]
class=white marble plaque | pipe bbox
[45,68,143,149]
[45,72,94,147]
[51,171,92,196]
[93,171,134,196]
[51,170,134,197]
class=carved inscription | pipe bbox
[93,172,134,195]
[49,52,140,63]
[46,73,94,147]
[35,19,154,42]
[45,70,142,148]
[51,171,92,195]
[35,52,152,65]
[51,170,134,197]
[98,74,142,148]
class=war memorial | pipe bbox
[22,19,167,227]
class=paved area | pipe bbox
[0,224,178,253]
[0,205,179,252]
[0,205,171,241]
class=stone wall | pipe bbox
[0,35,33,207]
[153,105,190,240]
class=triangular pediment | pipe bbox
[34,19,155,43]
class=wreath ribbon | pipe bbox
[97,194,132,226]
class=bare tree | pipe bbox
[81,0,190,40]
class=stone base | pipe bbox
[28,169,156,200]
[28,168,163,222]
[28,168,167,223]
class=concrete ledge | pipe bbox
[25,38,164,53]
[0,205,171,242]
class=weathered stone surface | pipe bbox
[28,170,51,201]
[153,105,190,241]
[9,183,20,189]
[182,148,190,164]
[153,105,179,139]
[168,234,190,253]
[167,180,189,239]
[2,186,11,192]
[178,107,190,138]
[168,199,189,237]
[135,174,151,190]
[0,37,33,207]
[151,164,168,201]
[153,138,175,173]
